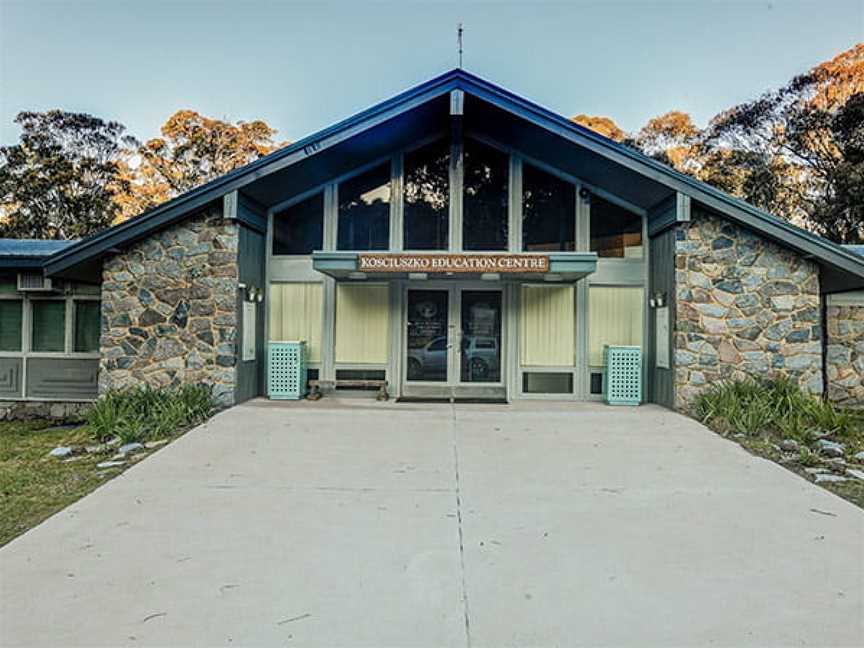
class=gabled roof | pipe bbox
[36,68,864,291]
[0,239,78,269]
[0,239,77,256]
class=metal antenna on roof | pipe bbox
[457,23,464,68]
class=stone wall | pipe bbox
[674,212,822,410]
[100,209,239,405]
[0,401,89,422]
[825,303,864,406]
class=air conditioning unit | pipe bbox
[17,272,53,292]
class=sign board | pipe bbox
[357,253,549,274]
[655,306,670,369]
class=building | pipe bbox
[3,69,864,418]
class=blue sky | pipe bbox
[0,1,861,146]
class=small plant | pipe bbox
[695,376,861,449]
[85,384,216,443]
[797,446,820,467]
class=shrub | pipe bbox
[694,376,857,439]
[85,384,216,443]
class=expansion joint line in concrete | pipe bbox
[450,404,472,648]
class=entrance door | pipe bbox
[403,286,504,399]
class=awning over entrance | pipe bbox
[312,251,598,282]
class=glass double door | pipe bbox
[405,286,503,387]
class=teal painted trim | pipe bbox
[647,193,690,237]
[312,252,359,273]
[236,194,267,233]
[548,252,597,275]
[311,251,597,277]
[647,195,677,237]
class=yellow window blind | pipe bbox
[519,285,574,366]
[268,283,324,363]
[335,284,389,364]
[588,286,643,366]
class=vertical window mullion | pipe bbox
[509,155,522,252]
[390,154,403,251]
[65,296,73,355]
[323,184,337,251]
[22,297,31,353]
[577,184,589,252]
[450,133,463,252]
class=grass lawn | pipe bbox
[0,420,126,547]
[0,386,216,547]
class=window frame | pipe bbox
[270,189,326,257]
[335,159,394,252]
[461,136,511,251]
[0,295,24,353]
[0,292,101,360]
[401,136,453,252]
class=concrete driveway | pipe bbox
[1,400,863,647]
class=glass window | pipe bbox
[0,300,23,351]
[588,286,643,366]
[463,139,509,250]
[74,301,101,353]
[272,192,324,255]
[522,164,575,251]
[406,290,449,381]
[590,196,643,258]
[403,139,450,250]
[523,372,573,394]
[460,290,502,383]
[337,164,391,250]
[31,300,66,352]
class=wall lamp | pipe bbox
[243,285,264,303]
[649,291,666,308]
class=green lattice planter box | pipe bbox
[603,345,642,406]
[267,341,307,400]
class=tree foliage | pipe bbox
[571,114,627,142]
[698,44,864,241]
[117,111,283,218]
[0,111,134,239]
[615,43,864,243]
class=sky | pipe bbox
[0,1,862,146]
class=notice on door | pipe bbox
[357,253,549,273]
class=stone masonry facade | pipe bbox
[825,303,864,406]
[100,209,239,405]
[674,212,822,410]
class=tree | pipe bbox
[571,114,627,142]
[635,111,701,173]
[119,110,284,218]
[702,44,864,240]
[0,111,134,239]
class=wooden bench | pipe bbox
[307,379,389,401]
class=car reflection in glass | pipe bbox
[406,335,500,382]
